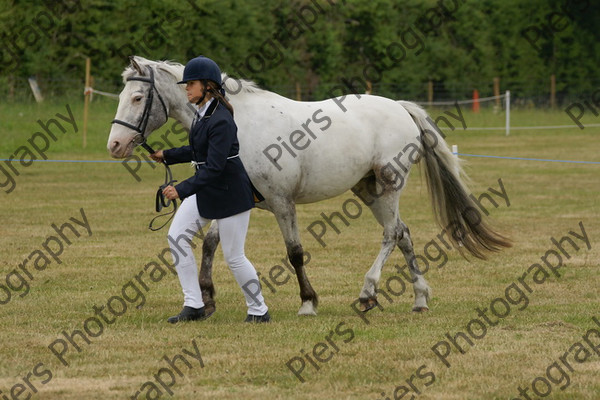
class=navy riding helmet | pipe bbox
[178,56,222,87]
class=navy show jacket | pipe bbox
[163,99,254,219]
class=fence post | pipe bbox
[493,77,500,111]
[451,144,460,175]
[28,77,44,103]
[295,81,301,101]
[83,57,91,148]
[472,89,480,113]
[505,90,510,136]
[550,74,556,108]
[428,80,433,105]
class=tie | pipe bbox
[191,110,202,129]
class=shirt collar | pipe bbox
[196,98,215,119]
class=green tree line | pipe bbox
[1,0,599,104]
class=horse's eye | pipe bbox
[134,96,143,103]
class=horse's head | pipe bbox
[107,56,249,158]
[107,56,178,158]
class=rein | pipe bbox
[145,142,178,232]
[111,65,177,231]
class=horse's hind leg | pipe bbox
[354,177,402,312]
[357,221,398,312]
[199,221,219,316]
[354,175,431,312]
[396,225,431,312]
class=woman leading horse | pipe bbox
[150,56,270,324]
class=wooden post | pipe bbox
[8,75,14,101]
[366,80,372,95]
[82,57,91,148]
[550,74,556,108]
[295,81,301,101]
[427,80,433,105]
[505,90,510,136]
[28,77,44,103]
[493,77,500,107]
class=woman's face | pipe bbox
[185,80,205,104]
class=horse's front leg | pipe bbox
[270,199,318,316]
[199,221,219,316]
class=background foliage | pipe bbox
[1,0,599,103]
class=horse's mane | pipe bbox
[123,56,266,95]
[121,57,182,82]
[222,74,265,94]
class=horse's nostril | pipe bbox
[110,140,121,153]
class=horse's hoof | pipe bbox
[412,306,429,312]
[359,297,378,313]
[204,303,216,317]
[298,300,317,316]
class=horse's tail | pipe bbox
[398,100,512,259]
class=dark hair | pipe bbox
[203,80,234,116]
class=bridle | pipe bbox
[111,65,177,231]
[111,65,168,151]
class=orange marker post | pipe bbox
[472,89,480,113]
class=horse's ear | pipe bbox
[129,56,144,75]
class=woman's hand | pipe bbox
[150,150,164,163]
[162,185,179,200]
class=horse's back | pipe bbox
[233,92,421,203]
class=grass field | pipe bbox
[0,98,599,400]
